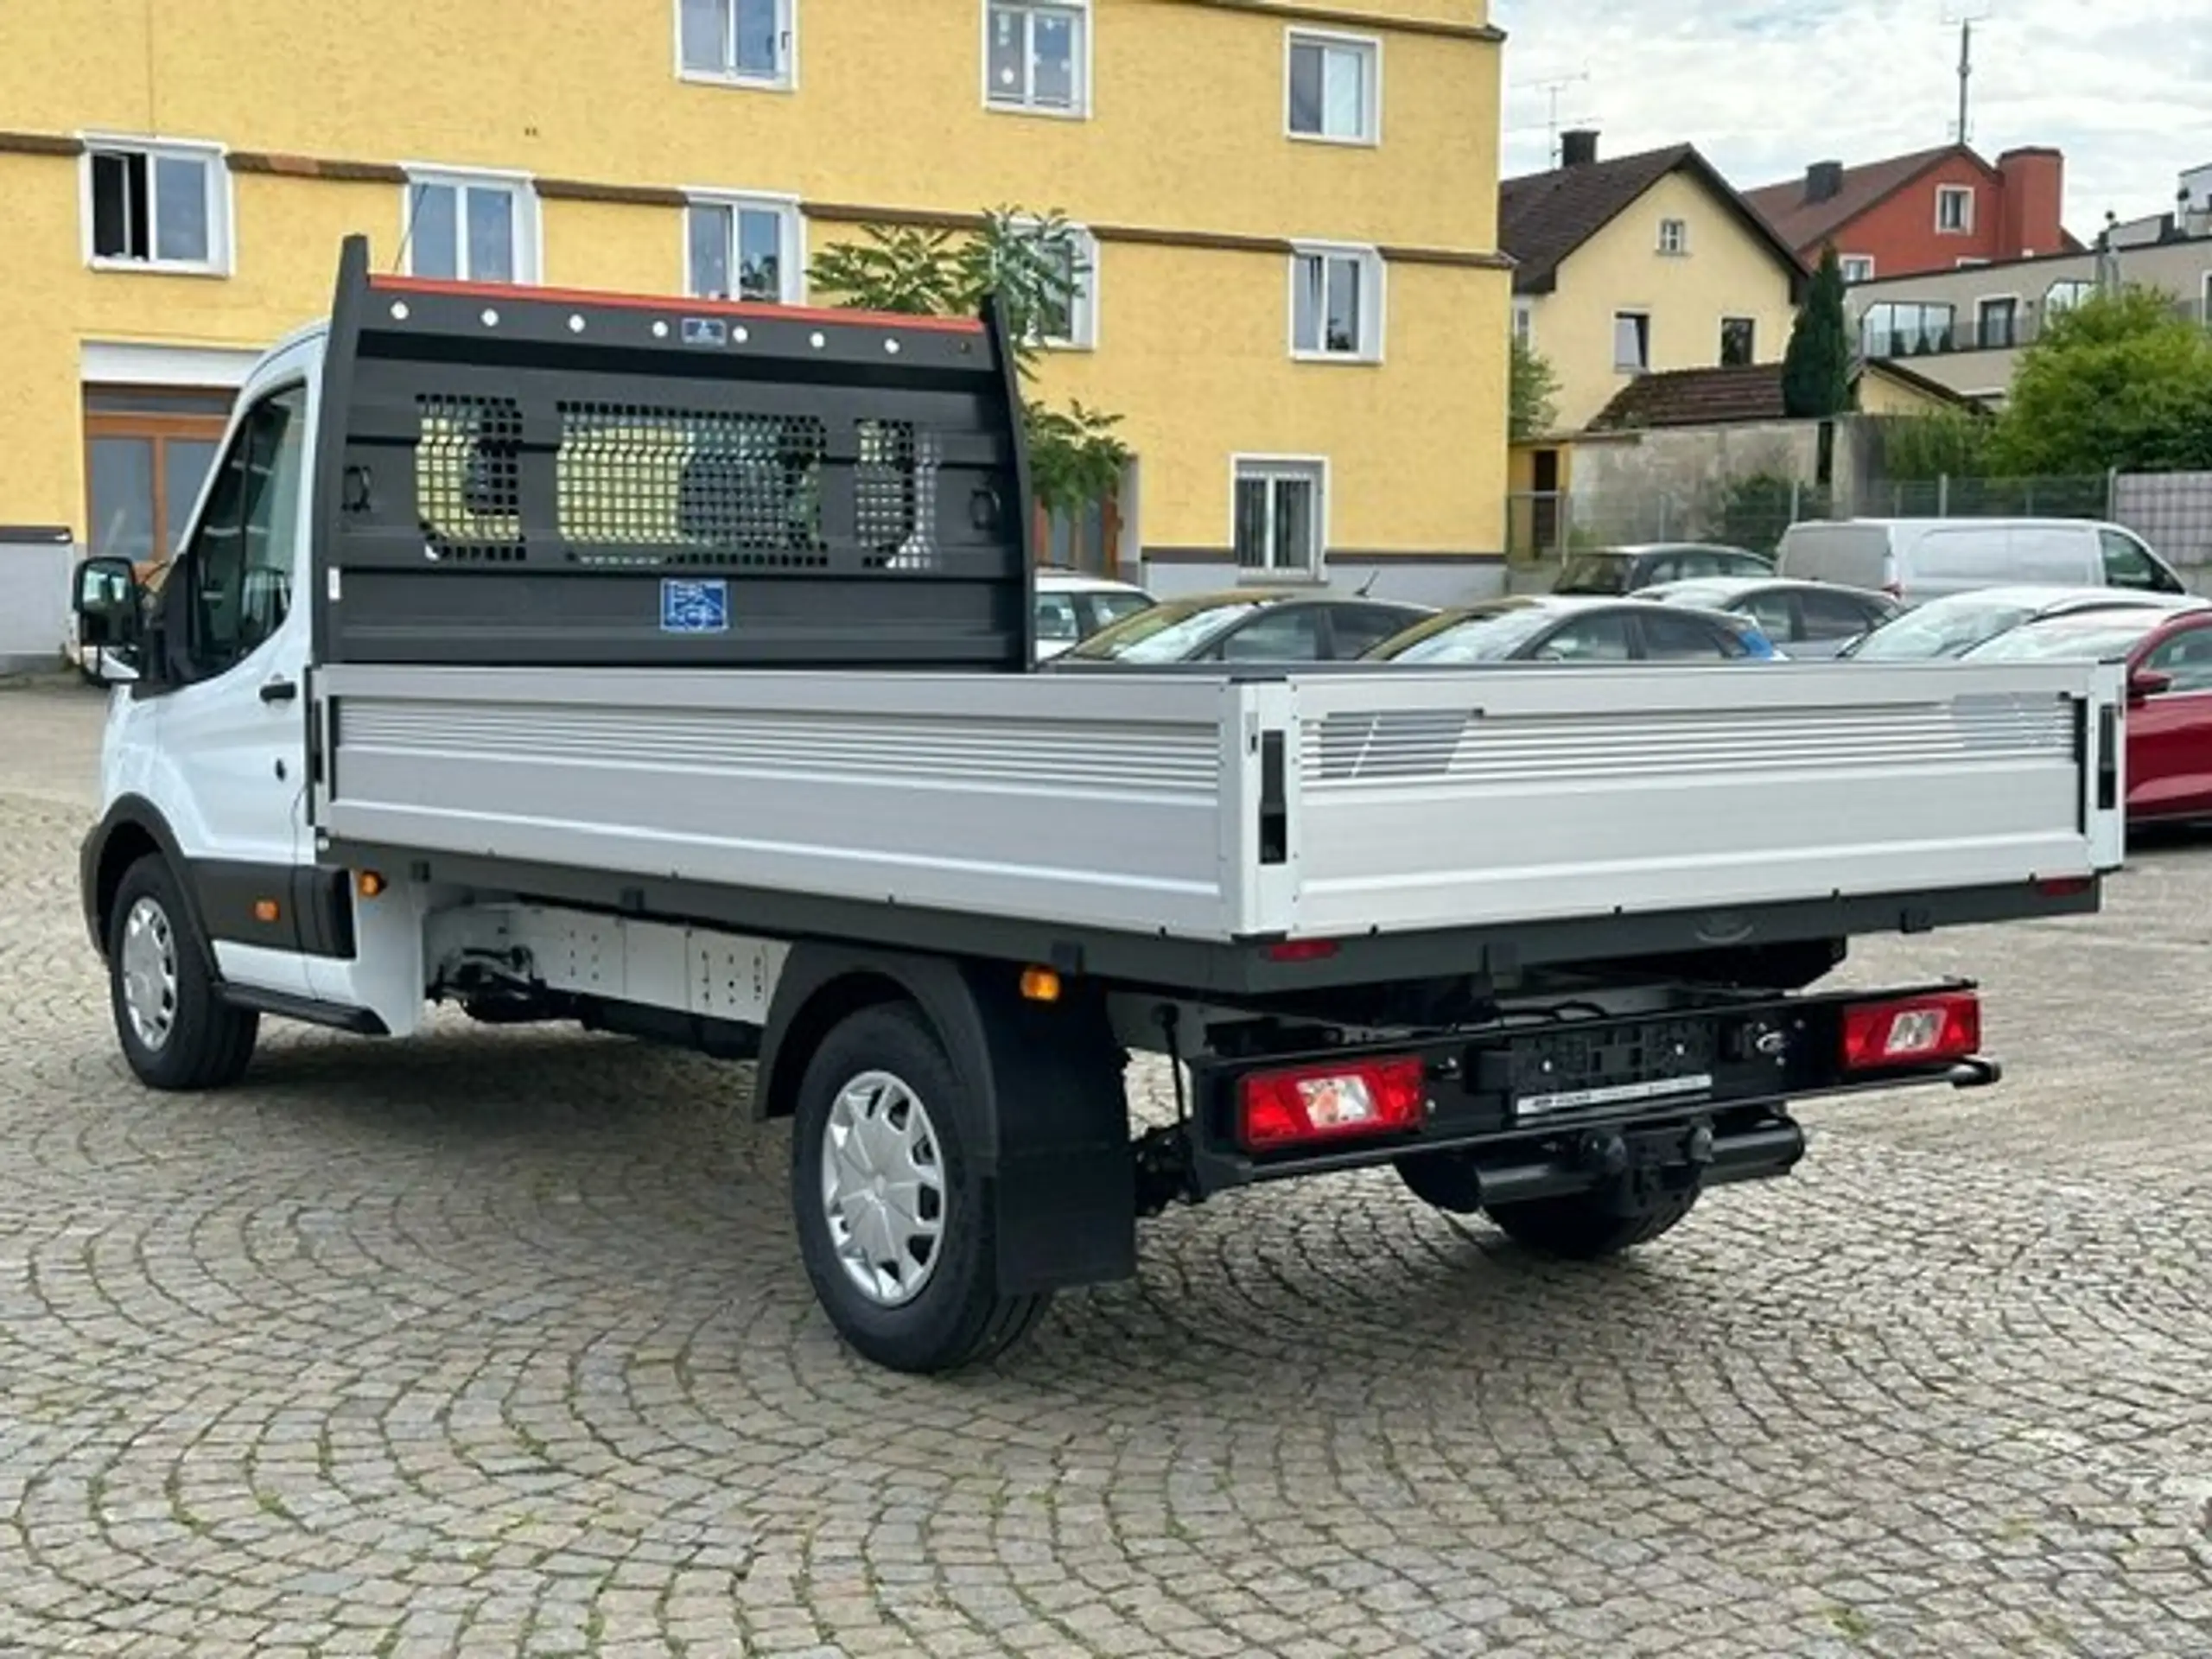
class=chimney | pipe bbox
[1805,161,1845,204]
[1996,147,2065,261]
[1560,130,1599,168]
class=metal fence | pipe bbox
[1508,470,2212,573]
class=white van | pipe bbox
[1775,518,2185,607]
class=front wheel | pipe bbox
[789,1003,1049,1374]
[107,855,258,1091]
[1484,1183,1700,1260]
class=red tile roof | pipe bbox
[1742,146,1963,252]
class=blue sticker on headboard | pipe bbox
[660,578,730,634]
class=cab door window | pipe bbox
[2099,529,2175,592]
[184,385,307,679]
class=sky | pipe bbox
[1492,0,2212,232]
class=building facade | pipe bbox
[1745,145,2075,285]
[1846,235,2212,404]
[0,0,1512,612]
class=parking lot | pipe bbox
[1,681,2208,1658]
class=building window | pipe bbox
[2044,279,2093,315]
[404,172,539,284]
[1233,458,1325,576]
[1861,301,1955,357]
[678,0,794,86]
[1511,303,1533,347]
[1612,311,1649,372]
[83,387,232,564]
[1286,30,1379,143]
[1936,186,1974,234]
[1657,218,1689,256]
[1290,245,1382,360]
[1719,316,1755,366]
[84,141,229,273]
[685,196,802,302]
[1839,254,1875,284]
[1016,222,1098,348]
[986,1,1087,116]
[1976,296,2018,350]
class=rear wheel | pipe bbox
[1484,1183,1700,1260]
[789,1002,1049,1373]
[107,855,258,1091]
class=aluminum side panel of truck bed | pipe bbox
[314,659,2119,948]
[1282,661,2117,938]
[315,665,1254,938]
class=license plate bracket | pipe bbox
[1505,1015,1719,1122]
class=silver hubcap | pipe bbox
[119,896,179,1052]
[820,1070,947,1307]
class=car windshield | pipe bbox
[1064,599,1264,663]
[1554,555,1629,594]
[1963,618,2165,662]
[1087,592,1154,630]
[1386,607,1560,664]
[1848,598,2035,661]
[1649,581,1743,607]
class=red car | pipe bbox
[1961,602,2212,824]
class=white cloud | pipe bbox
[1493,0,2212,232]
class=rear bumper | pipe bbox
[1181,984,2000,1199]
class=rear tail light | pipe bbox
[1840,990,1980,1071]
[1238,1056,1426,1150]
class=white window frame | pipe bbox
[674,0,798,91]
[1008,219,1100,350]
[982,0,1092,119]
[1287,242,1385,363]
[1511,302,1534,348]
[1839,254,1876,283]
[401,168,543,286]
[1283,28,1382,147]
[79,135,233,276]
[1230,454,1330,580]
[680,190,805,303]
[1612,309,1650,372]
[1657,218,1689,256]
[1936,185,1974,234]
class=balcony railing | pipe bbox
[1860,295,2210,361]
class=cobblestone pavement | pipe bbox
[1,683,2208,1658]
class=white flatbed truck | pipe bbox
[72,239,2127,1373]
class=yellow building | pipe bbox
[0,0,1512,608]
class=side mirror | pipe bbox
[2128,667,2173,704]
[73,556,142,651]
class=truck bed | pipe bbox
[311,656,2123,981]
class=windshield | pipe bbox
[1649,581,1741,608]
[1848,599,2033,661]
[1964,620,2162,662]
[1554,555,1628,594]
[1065,599,1263,663]
[1387,607,1560,664]
[1087,592,1154,630]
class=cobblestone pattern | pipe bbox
[0,683,2207,1657]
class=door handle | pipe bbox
[259,677,298,704]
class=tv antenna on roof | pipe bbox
[1507,68,1593,168]
[1942,2,1993,146]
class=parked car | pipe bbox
[1363,594,1777,665]
[1052,590,1432,665]
[1552,542,1774,595]
[1033,567,1155,661]
[1837,585,2206,663]
[1961,605,2212,825]
[1639,576,1898,659]
[1775,517,2185,606]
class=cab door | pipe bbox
[2126,618,2212,820]
[137,361,321,999]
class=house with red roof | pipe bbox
[1743,144,2082,284]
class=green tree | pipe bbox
[1986,287,2212,476]
[808,209,1132,515]
[1781,245,1853,419]
[1873,408,1994,480]
[1509,335,1560,441]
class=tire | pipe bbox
[1394,1150,1485,1215]
[107,855,259,1091]
[789,1002,1049,1374]
[1485,1183,1700,1261]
